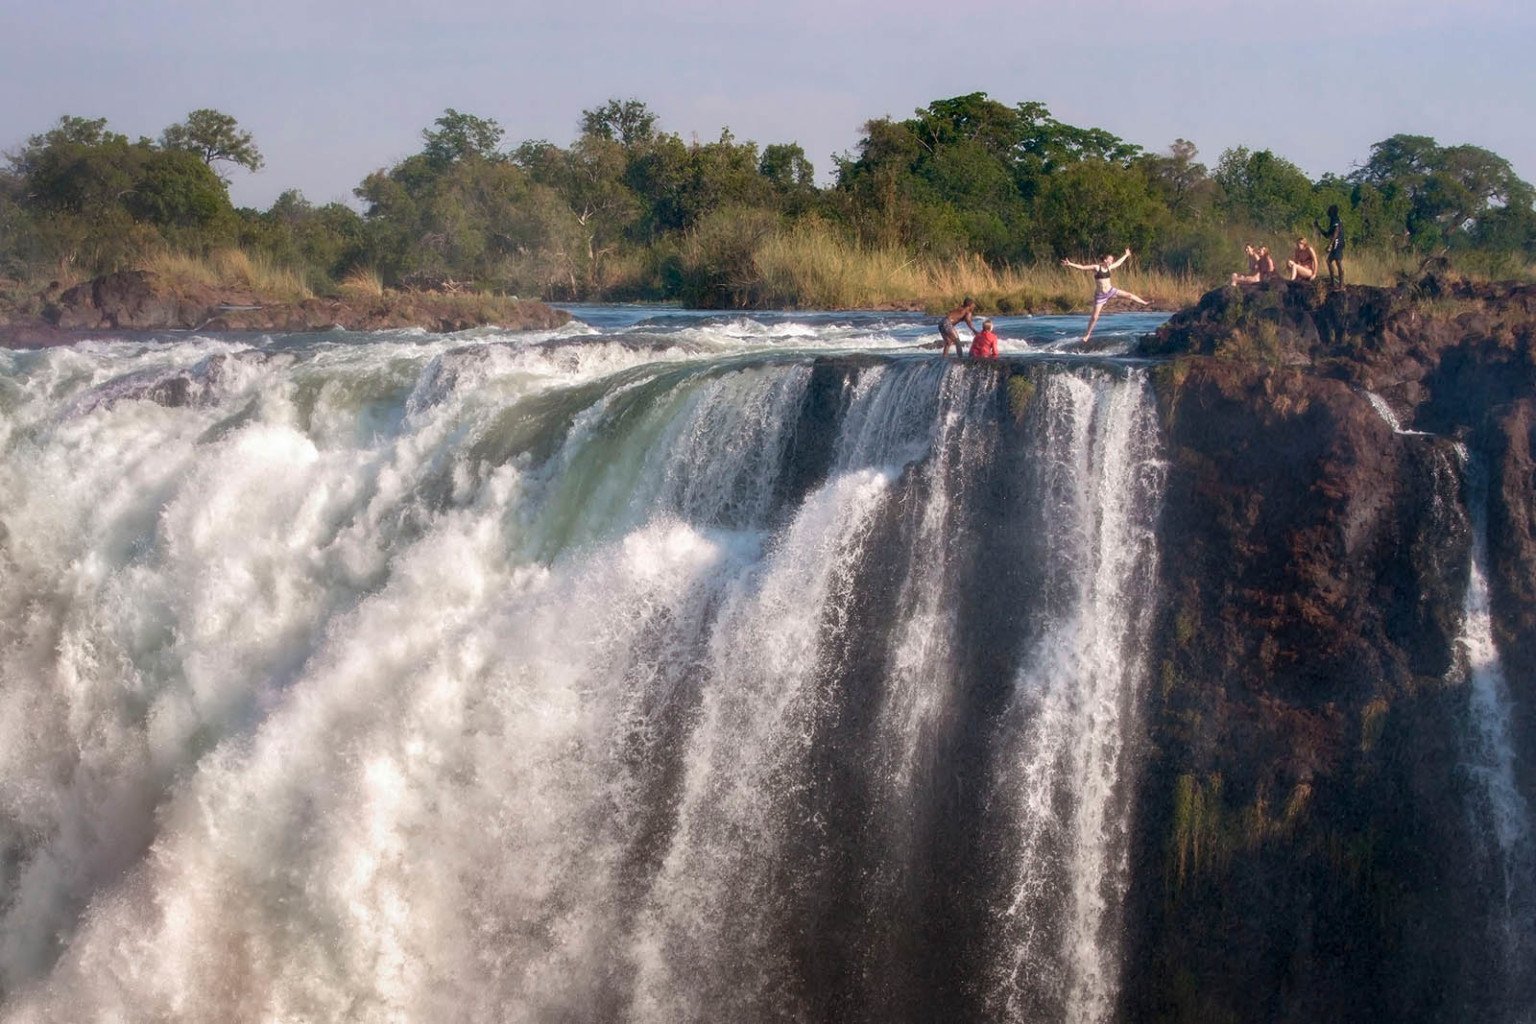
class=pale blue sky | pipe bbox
[2,0,1532,210]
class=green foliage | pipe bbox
[238,189,365,282]
[672,205,782,307]
[1350,134,1536,253]
[1005,373,1036,422]
[1170,772,1314,890]
[127,149,234,231]
[421,109,505,167]
[1139,139,1217,221]
[160,109,264,175]
[580,98,658,147]
[4,115,236,273]
[834,93,1144,261]
[1215,147,1316,232]
[1,97,1532,305]
[1038,159,1165,258]
[760,143,813,190]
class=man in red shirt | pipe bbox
[969,318,999,360]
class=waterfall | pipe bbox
[0,330,1165,1023]
[1458,456,1536,1013]
[985,374,1165,1024]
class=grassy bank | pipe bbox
[6,236,1532,327]
[681,218,1532,313]
[688,221,1209,313]
[141,249,315,303]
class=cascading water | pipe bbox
[985,375,1164,1024]
[0,311,1169,1023]
[1457,453,1536,1016]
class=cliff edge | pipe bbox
[1125,277,1536,1022]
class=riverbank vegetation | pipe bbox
[2,96,1533,311]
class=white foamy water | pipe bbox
[986,373,1165,1024]
[1457,462,1536,986]
[0,317,1168,1023]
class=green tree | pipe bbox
[516,134,641,292]
[580,98,658,147]
[421,109,505,167]
[1349,134,1535,251]
[242,189,365,279]
[126,148,234,231]
[833,116,928,248]
[760,143,813,190]
[1137,139,1216,221]
[12,115,127,173]
[160,109,264,176]
[1037,159,1165,258]
[1214,147,1316,231]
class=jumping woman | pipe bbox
[1061,247,1149,341]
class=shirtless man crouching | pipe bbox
[937,297,978,358]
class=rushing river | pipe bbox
[0,304,1418,1023]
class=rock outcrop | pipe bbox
[2,269,569,345]
[1124,277,1536,1022]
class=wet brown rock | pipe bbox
[1123,278,1536,1022]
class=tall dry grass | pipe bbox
[337,266,386,298]
[140,249,314,303]
[750,225,1208,312]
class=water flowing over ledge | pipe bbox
[0,316,1165,1022]
[3,291,1535,1023]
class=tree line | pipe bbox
[3,94,1533,306]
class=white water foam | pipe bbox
[987,371,1165,1024]
[1,331,1166,1023]
[1458,464,1536,983]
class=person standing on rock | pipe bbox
[1315,205,1345,286]
[936,297,978,358]
[1061,248,1149,341]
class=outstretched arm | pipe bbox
[1107,248,1132,271]
[1060,259,1092,271]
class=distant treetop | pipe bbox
[160,109,264,176]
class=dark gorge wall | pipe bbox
[1126,278,1536,1023]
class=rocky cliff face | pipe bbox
[1126,278,1536,1022]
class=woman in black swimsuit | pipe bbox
[1314,205,1344,286]
[1061,247,1149,341]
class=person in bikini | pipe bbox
[937,297,978,358]
[1256,245,1277,281]
[1231,243,1262,286]
[1286,237,1318,281]
[1061,247,1149,341]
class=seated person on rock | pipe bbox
[1286,237,1318,281]
[1231,244,1262,286]
[1259,246,1278,281]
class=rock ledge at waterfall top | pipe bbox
[1137,275,1536,426]
[0,269,570,346]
